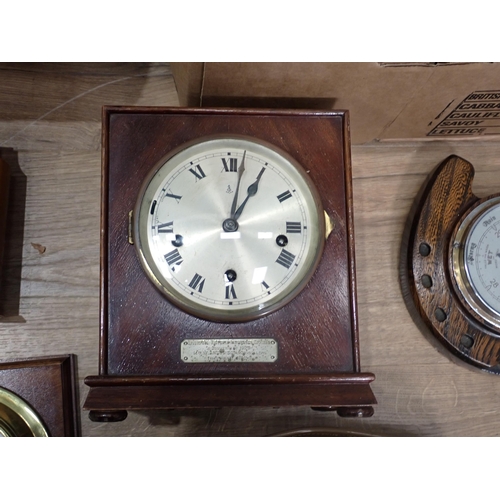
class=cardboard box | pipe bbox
[171,62,500,144]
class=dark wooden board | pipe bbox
[0,159,9,290]
[0,355,80,436]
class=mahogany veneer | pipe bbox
[84,107,376,421]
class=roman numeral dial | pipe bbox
[221,157,238,172]
[189,273,205,293]
[225,284,237,300]
[189,164,206,181]
[164,249,183,270]
[165,191,182,203]
[277,190,292,203]
[276,249,296,269]
[157,221,174,233]
[134,137,324,322]
[286,222,302,233]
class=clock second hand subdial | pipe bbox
[230,151,246,219]
[233,167,266,221]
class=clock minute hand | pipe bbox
[233,167,266,221]
[230,151,246,218]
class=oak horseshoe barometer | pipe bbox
[403,155,500,373]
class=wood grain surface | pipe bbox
[1,63,500,436]
[104,109,357,376]
[0,355,80,436]
[0,158,9,287]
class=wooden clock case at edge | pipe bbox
[83,107,377,422]
[0,158,10,289]
[0,355,80,436]
[402,155,500,374]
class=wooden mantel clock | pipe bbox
[83,107,376,421]
[403,155,500,373]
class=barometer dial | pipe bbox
[453,196,500,328]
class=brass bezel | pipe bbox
[451,196,500,330]
[0,387,49,437]
[132,134,326,323]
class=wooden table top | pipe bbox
[1,63,499,436]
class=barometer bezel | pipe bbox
[451,195,500,330]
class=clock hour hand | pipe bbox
[230,151,246,218]
[233,167,266,221]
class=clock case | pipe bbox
[402,155,500,374]
[0,158,9,293]
[84,107,376,421]
[0,355,80,436]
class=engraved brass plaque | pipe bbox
[181,338,278,363]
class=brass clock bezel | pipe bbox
[132,134,326,323]
[0,387,49,437]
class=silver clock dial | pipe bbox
[133,137,325,322]
[453,196,500,328]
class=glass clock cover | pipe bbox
[133,136,325,322]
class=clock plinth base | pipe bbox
[84,373,376,419]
